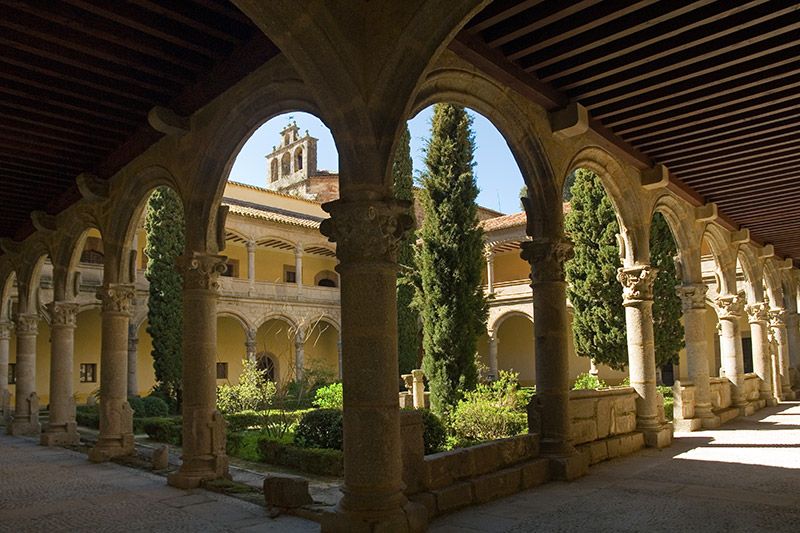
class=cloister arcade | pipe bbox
[1,3,800,532]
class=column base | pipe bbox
[41,421,79,446]
[781,388,796,400]
[737,403,756,417]
[167,456,230,489]
[547,452,589,481]
[641,424,673,448]
[672,417,702,432]
[88,433,134,462]
[319,501,427,533]
[8,417,41,436]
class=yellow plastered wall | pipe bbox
[255,248,294,283]
[257,319,295,384]
[136,229,147,270]
[135,320,157,397]
[216,317,247,384]
[496,315,536,386]
[35,321,52,405]
[224,242,248,279]
[223,183,327,218]
[302,255,338,286]
[73,308,102,403]
[304,321,339,380]
[493,252,529,283]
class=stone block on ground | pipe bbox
[520,458,550,489]
[433,481,473,513]
[471,467,522,504]
[466,441,500,476]
[152,445,169,470]
[263,473,313,508]
[548,452,589,481]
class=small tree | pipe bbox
[564,169,628,370]
[650,212,684,368]
[393,124,420,375]
[416,104,487,414]
[144,187,185,407]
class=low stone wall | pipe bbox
[709,377,732,410]
[743,373,761,401]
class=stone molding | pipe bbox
[617,265,657,303]
[177,253,227,291]
[320,199,413,264]
[769,308,787,328]
[676,283,707,312]
[97,284,135,316]
[14,314,39,336]
[520,237,574,284]
[49,301,79,328]
[715,294,745,320]
[745,301,770,324]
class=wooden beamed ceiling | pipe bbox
[0,0,276,241]
[464,0,800,263]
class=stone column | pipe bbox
[168,253,229,488]
[245,327,257,362]
[337,336,343,379]
[677,284,718,427]
[769,309,795,400]
[521,237,589,475]
[294,244,303,296]
[42,301,79,446]
[411,369,425,409]
[746,301,776,406]
[246,240,256,290]
[8,314,40,436]
[618,265,672,448]
[319,197,416,526]
[487,332,499,381]
[715,294,749,412]
[294,330,305,382]
[89,284,135,462]
[127,323,139,397]
[786,311,800,370]
[484,245,495,295]
[769,330,782,401]
[0,322,10,418]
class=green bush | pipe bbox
[217,358,277,413]
[142,395,170,417]
[572,373,607,390]
[294,409,343,450]
[450,398,527,441]
[313,382,343,410]
[258,438,343,476]
[225,410,264,433]
[418,409,446,455]
[128,397,146,417]
[657,385,673,398]
[76,405,99,429]
[141,417,182,445]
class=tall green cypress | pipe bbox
[393,124,420,375]
[144,187,185,406]
[650,212,684,367]
[564,169,628,370]
[416,104,487,414]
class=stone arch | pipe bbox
[269,158,279,183]
[0,268,16,321]
[702,224,738,296]
[490,309,533,334]
[651,192,702,284]
[737,244,765,304]
[314,270,338,287]
[280,151,291,177]
[779,269,797,313]
[254,312,299,333]
[763,259,784,309]
[217,310,252,334]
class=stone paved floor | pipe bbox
[0,435,320,532]
[432,400,800,533]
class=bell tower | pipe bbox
[265,122,318,190]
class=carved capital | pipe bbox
[177,253,227,291]
[617,265,658,303]
[520,237,574,284]
[676,283,707,312]
[483,244,495,262]
[14,314,39,336]
[0,321,10,340]
[769,308,787,328]
[320,199,414,264]
[745,302,770,324]
[97,284,135,316]
[715,294,744,320]
[48,301,79,328]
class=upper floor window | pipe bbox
[80,236,104,265]
[284,265,297,284]
[222,259,239,278]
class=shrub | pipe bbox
[657,385,673,399]
[76,405,99,429]
[572,373,607,390]
[294,409,343,450]
[142,395,170,417]
[216,358,277,413]
[128,397,146,418]
[225,410,264,433]
[141,417,182,445]
[313,382,343,410]
[418,409,446,455]
[258,438,343,476]
[450,398,527,441]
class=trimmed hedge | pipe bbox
[76,406,99,429]
[294,409,343,450]
[224,409,311,434]
[419,409,447,455]
[141,417,182,445]
[257,438,343,477]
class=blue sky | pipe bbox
[228,108,525,214]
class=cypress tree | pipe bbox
[144,187,185,406]
[650,212,684,367]
[564,169,628,370]
[415,104,487,414]
[393,124,420,375]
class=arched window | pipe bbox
[295,147,304,170]
[80,236,104,264]
[281,152,291,176]
[256,352,276,382]
[315,270,338,287]
[270,159,279,182]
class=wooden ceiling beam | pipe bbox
[467,0,545,33]
[130,0,246,44]
[484,0,603,47]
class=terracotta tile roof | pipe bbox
[222,197,323,229]
[227,180,323,205]
[480,202,571,233]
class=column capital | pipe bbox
[769,308,787,328]
[676,283,707,312]
[520,237,574,284]
[177,252,227,291]
[0,321,11,340]
[48,301,79,328]
[715,293,744,320]
[14,313,39,336]
[745,301,770,324]
[320,198,413,264]
[97,284,135,316]
[245,240,256,253]
[617,264,658,304]
[295,242,304,256]
[483,244,495,262]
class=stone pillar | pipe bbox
[786,311,800,370]
[411,369,425,409]
[769,309,795,400]
[487,332,499,381]
[677,284,718,428]
[715,294,748,411]
[295,244,303,296]
[484,245,495,295]
[0,322,10,419]
[168,253,229,488]
[245,327,257,362]
[769,330,783,401]
[8,314,40,436]
[521,236,589,477]
[746,302,776,406]
[618,265,672,448]
[127,322,139,398]
[246,240,256,290]
[294,330,305,382]
[89,284,135,462]
[42,302,79,446]
[337,336,343,379]
[319,197,417,527]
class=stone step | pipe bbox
[714,407,739,425]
